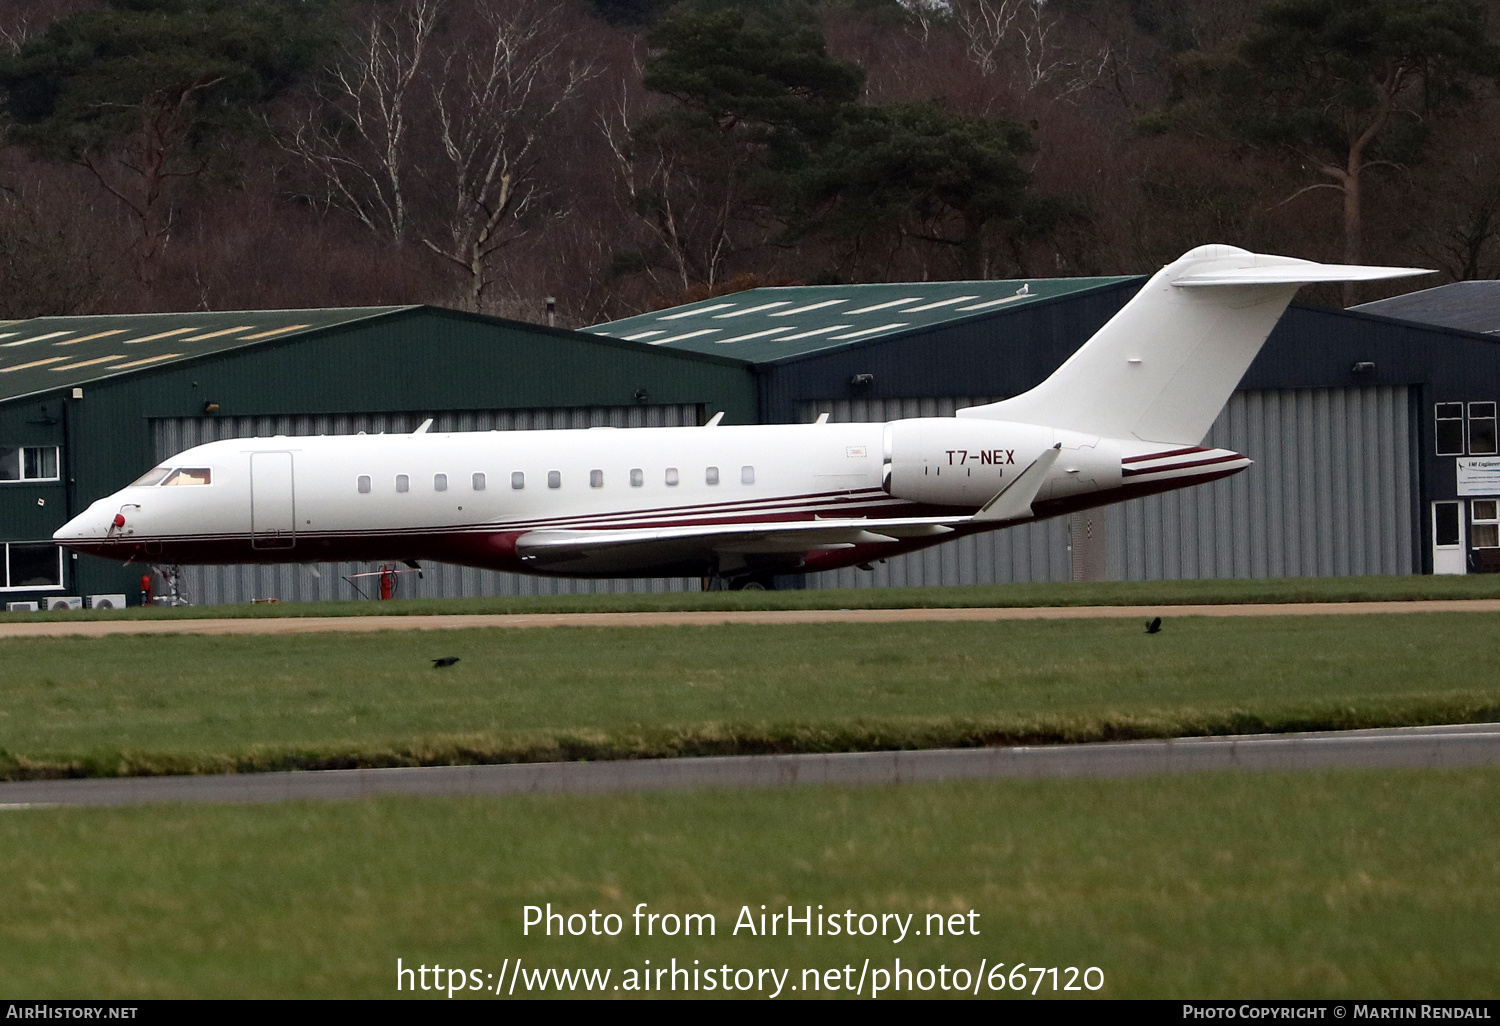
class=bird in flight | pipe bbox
[1145,617,1162,634]
[432,656,461,667]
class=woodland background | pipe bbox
[2,0,1499,326]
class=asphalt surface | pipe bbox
[4,598,1500,638]
[2,723,1496,808]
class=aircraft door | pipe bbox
[250,451,296,550]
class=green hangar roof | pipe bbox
[588,276,1137,362]
[0,307,412,402]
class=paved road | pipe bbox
[4,599,1500,638]
[2,723,1496,809]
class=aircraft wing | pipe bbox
[514,515,964,565]
[516,445,1063,566]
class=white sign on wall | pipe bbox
[1457,457,1500,495]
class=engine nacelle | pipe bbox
[886,418,1121,509]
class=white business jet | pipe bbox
[55,246,1429,587]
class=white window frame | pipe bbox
[1436,403,1466,455]
[0,445,61,483]
[1473,499,1500,549]
[1469,402,1498,456]
[1,542,65,591]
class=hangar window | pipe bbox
[357,475,371,494]
[162,468,211,486]
[1436,403,1466,455]
[741,465,756,485]
[2,542,63,590]
[705,466,719,485]
[629,468,643,487]
[665,467,679,486]
[1470,403,1497,455]
[0,446,60,482]
[547,470,561,489]
[434,473,448,492]
[131,466,172,487]
[590,469,604,488]
[396,474,409,493]
[472,473,486,491]
[511,472,524,489]
[1473,500,1500,548]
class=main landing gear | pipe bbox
[702,571,777,592]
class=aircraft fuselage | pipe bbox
[55,419,1247,579]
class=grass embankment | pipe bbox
[2,769,1497,998]
[7,574,1500,622]
[3,614,1497,779]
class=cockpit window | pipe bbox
[162,468,212,487]
[131,466,173,487]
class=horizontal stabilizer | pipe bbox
[1173,262,1432,287]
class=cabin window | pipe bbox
[396,474,410,493]
[665,467,679,486]
[590,469,604,488]
[472,472,486,491]
[547,470,561,489]
[511,471,524,489]
[705,466,719,485]
[0,446,61,482]
[629,468,643,487]
[1437,403,1466,455]
[1470,402,1498,455]
[162,468,211,486]
[131,466,173,487]
[1,542,63,590]
[434,473,448,492]
[741,465,755,485]
[357,475,371,494]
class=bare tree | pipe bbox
[949,0,1111,103]
[601,85,725,295]
[419,0,595,312]
[280,0,443,242]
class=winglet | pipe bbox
[704,412,724,427]
[972,443,1061,522]
[414,418,433,434]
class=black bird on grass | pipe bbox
[1145,617,1162,634]
[432,656,461,668]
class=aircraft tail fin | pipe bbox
[956,245,1432,445]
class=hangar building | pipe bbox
[0,307,753,608]
[7,273,1500,608]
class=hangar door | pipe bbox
[151,404,705,605]
[798,386,1418,587]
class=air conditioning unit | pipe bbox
[5,601,39,612]
[87,594,128,610]
[45,597,83,611]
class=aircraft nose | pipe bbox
[53,500,116,543]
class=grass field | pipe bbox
[2,768,1496,998]
[3,613,1498,778]
[8,573,1500,622]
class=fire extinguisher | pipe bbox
[379,565,397,601]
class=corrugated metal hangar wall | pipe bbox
[152,405,706,605]
[799,385,1417,589]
